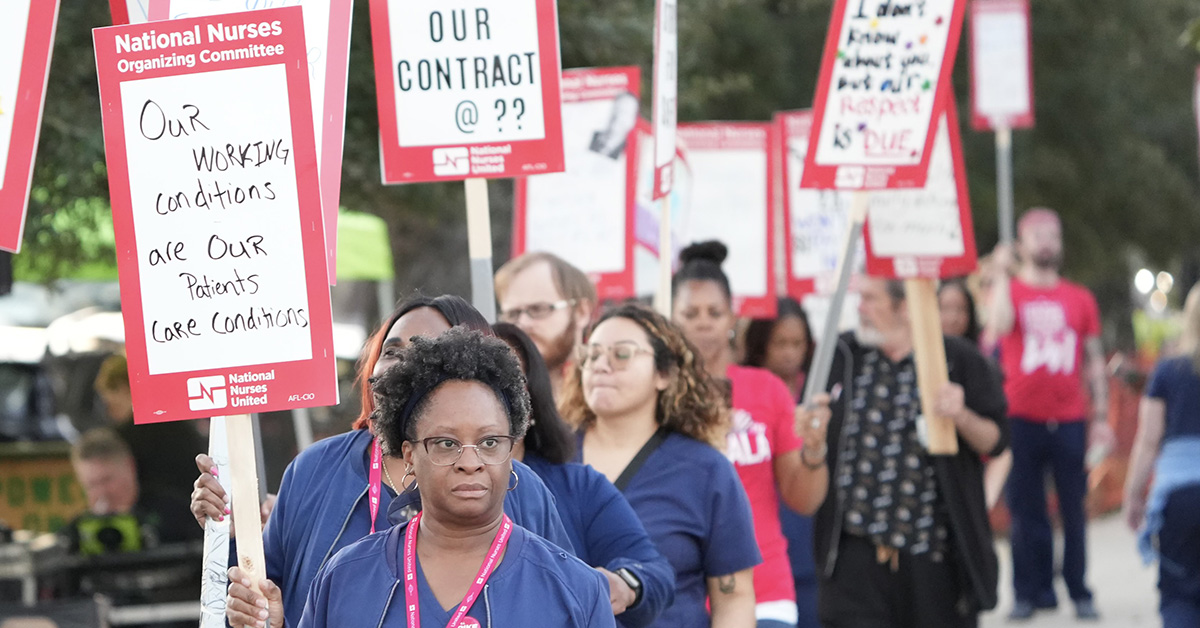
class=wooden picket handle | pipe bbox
[465,178,497,322]
[226,413,268,607]
[904,279,958,455]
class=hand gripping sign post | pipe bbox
[513,67,640,301]
[651,0,678,314]
[800,0,967,454]
[0,0,59,254]
[862,102,977,454]
[969,0,1033,245]
[110,0,355,285]
[675,123,779,318]
[369,0,565,320]
[94,7,338,609]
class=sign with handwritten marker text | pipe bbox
[777,110,862,298]
[369,0,565,183]
[675,123,778,318]
[969,0,1033,130]
[94,7,337,423]
[514,67,638,300]
[863,101,977,278]
[651,0,677,199]
[802,0,967,190]
[0,0,58,253]
[110,0,354,284]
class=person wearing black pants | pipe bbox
[1006,419,1091,609]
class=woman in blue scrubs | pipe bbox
[190,295,572,628]
[560,303,762,628]
[296,328,612,628]
[494,322,676,627]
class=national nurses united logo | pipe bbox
[432,147,470,176]
[187,375,228,411]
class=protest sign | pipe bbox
[651,0,678,199]
[513,67,639,300]
[777,110,861,298]
[864,105,977,278]
[369,0,565,183]
[93,7,338,423]
[775,110,862,344]
[0,0,59,254]
[111,0,354,284]
[802,0,967,190]
[633,119,691,295]
[969,0,1033,131]
[675,122,777,318]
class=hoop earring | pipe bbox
[401,468,418,493]
[508,470,519,492]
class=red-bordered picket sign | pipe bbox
[863,97,977,278]
[675,122,778,318]
[801,0,968,190]
[969,0,1034,131]
[776,110,859,300]
[369,0,565,183]
[650,0,678,199]
[513,66,639,300]
[94,7,338,423]
[109,0,354,284]
[0,0,59,253]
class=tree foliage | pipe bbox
[19,0,1200,336]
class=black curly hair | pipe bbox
[672,240,732,303]
[371,327,531,456]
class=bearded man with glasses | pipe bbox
[496,252,598,398]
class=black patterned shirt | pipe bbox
[838,347,949,558]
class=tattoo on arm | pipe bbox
[718,574,735,594]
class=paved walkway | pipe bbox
[981,515,1160,627]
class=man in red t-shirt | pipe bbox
[985,208,1115,622]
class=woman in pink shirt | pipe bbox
[671,241,829,628]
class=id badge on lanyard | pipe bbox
[403,511,512,628]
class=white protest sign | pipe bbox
[651,0,677,199]
[676,123,777,317]
[514,66,638,299]
[94,8,337,421]
[969,0,1033,130]
[370,0,565,182]
[803,0,967,189]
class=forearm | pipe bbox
[985,272,1014,339]
[777,450,829,515]
[707,569,756,628]
[952,408,1001,457]
[1087,358,1109,424]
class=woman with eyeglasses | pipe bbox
[671,242,829,628]
[560,303,762,628]
[493,322,676,627]
[295,328,613,628]
[188,294,572,628]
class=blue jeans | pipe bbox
[1006,418,1092,605]
[1160,485,1200,627]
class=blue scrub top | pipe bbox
[577,432,761,628]
[1147,356,1200,441]
[299,521,614,628]
[524,454,676,628]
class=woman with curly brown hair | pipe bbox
[560,303,761,628]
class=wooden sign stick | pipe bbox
[801,190,868,406]
[226,413,268,618]
[904,279,958,455]
[465,178,497,322]
[653,197,673,316]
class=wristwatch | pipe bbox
[615,568,643,607]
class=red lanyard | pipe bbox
[369,438,384,534]
[403,510,513,628]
